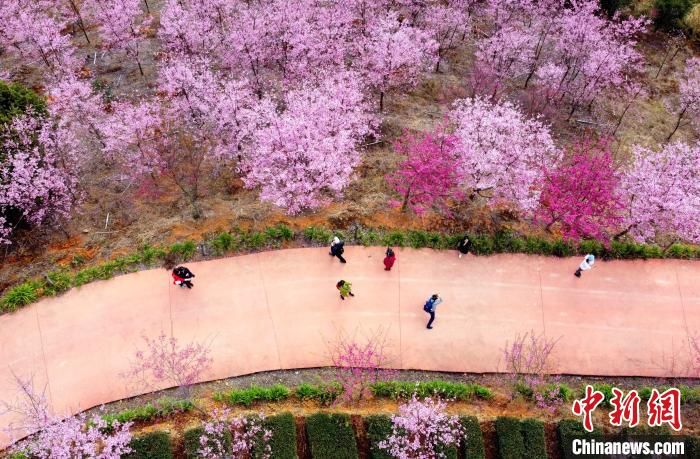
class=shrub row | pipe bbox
[103,397,194,427]
[213,384,290,407]
[259,413,298,459]
[370,380,493,401]
[305,413,358,459]
[183,425,233,459]
[3,223,699,313]
[495,417,547,459]
[125,431,173,459]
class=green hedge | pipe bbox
[365,415,393,459]
[257,413,298,459]
[461,416,485,459]
[214,384,290,406]
[124,431,173,459]
[305,413,358,459]
[558,419,603,459]
[370,380,492,401]
[495,417,526,459]
[183,425,232,459]
[521,419,547,459]
[4,223,699,313]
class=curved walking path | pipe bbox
[1,247,700,446]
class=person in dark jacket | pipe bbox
[329,236,347,263]
[457,236,472,258]
[172,266,195,289]
[383,247,396,271]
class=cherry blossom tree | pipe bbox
[330,329,394,404]
[422,3,470,73]
[667,57,700,141]
[2,374,132,458]
[386,128,463,214]
[449,97,560,213]
[244,72,375,214]
[197,409,272,459]
[536,138,625,243]
[359,11,437,110]
[86,0,153,76]
[0,112,83,244]
[619,141,700,244]
[378,396,463,459]
[122,333,213,398]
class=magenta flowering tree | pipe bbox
[666,57,700,141]
[122,333,213,398]
[244,71,375,214]
[85,0,153,76]
[379,396,463,459]
[386,128,463,215]
[360,11,438,110]
[536,138,625,243]
[2,375,132,458]
[619,142,700,244]
[0,113,83,244]
[449,97,560,213]
[330,330,394,404]
[197,409,272,459]
[503,330,562,411]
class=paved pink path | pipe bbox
[1,247,699,446]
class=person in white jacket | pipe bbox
[574,254,595,278]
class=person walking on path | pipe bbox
[172,266,195,289]
[383,247,396,271]
[329,236,347,263]
[336,280,354,300]
[457,236,472,258]
[574,254,595,278]
[423,294,442,329]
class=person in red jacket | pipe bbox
[383,247,396,271]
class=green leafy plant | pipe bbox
[168,240,197,261]
[124,431,173,459]
[294,382,342,405]
[461,416,485,459]
[305,413,358,459]
[365,415,393,459]
[257,413,298,459]
[495,417,526,459]
[0,282,40,312]
[370,380,492,401]
[214,384,291,407]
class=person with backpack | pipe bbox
[329,236,347,263]
[336,280,354,300]
[172,266,195,289]
[383,247,396,271]
[423,294,442,329]
[457,236,472,258]
[574,254,595,278]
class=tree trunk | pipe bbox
[143,0,150,13]
[667,107,686,141]
[379,91,384,112]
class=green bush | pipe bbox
[370,380,492,401]
[558,419,603,459]
[124,431,173,459]
[255,413,298,459]
[168,240,197,261]
[215,384,290,406]
[210,231,235,254]
[103,397,194,427]
[138,244,166,265]
[265,223,295,242]
[0,281,39,312]
[42,271,72,296]
[520,419,547,459]
[294,382,342,405]
[495,417,525,459]
[183,425,232,459]
[654,0,693,30]
[365,415,393,459]
[539,383,575,403]
[0,81,46,126]
[305,413,358,459]
[303,226,333,245]
[383,230,406,247]
[460,416,485,459]
[583,383,614,407]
